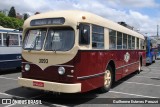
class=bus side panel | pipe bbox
[75,50,145,92]
[0,47,22,69]
[75,51,106,92]
[75,50,124,92]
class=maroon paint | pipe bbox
[21,50,146,93]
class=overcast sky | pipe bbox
[0,0,160,36]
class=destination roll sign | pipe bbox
[30,18,65,26]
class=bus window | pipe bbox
[79,24,90,45]
[45,28,74,51]
[3,33,7,46]
[20,35,22,46]
[0,33,1,46]
[132,36,135,49]
[24,29,46,50]
[109,29,116,49]
[136,38,139,49]
[142,39,146,50]
[117,32,122,49]
[123,33,127,49]
[9,34,19,46]
[92,25,104,49]
[128,35,131,49]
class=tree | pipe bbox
[8,6,16,18]
[23,13,29,20]
[0,12,24,29]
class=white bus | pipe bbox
[0,26,22,70]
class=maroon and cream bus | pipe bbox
[18,10,146,93]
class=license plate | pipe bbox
[33,81,44,87]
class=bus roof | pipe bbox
[24,10,144,39]
[0,27,21,33]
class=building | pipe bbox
[0,9,9,16]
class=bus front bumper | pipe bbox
[18,77,81,93]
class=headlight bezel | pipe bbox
[58,67,65,75]
[25,64,30,71]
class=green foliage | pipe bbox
[8,6,16,18]
[0,12,24,29]
[0,13,5,17]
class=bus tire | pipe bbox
[16,67,21,72]
[152,56,155,63]
[100,65,113,93]
[137,61,141,74]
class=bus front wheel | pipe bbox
[100,65,113,93]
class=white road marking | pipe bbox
[135,75,159,79]
[0,92,24,98]
[4,103,15,107]
[141,72,160,75]
[119,81,160,87]
[0,92,13,97]
[109,91,159,98]
[0,76,18,81]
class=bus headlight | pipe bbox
[25,64,30,71]
[58,67,65,75]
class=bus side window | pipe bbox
[0,33,2,46]
[141,39,145,50]
[9,34,19,46]
[117,32,122,49]
[92,25,104,49]
[128,35,132,49]
[132,36,135,49]
[109,29,116,49]
[6,35,10,47]
[79,24,90,45]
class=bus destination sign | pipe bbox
[30,18,65,26]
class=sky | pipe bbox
[0,0,160,36]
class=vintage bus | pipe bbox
[0,26,22,70]
[18,10,146,93]
[145,36,157,64]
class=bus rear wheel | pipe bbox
[100,65,113,93]
[137,60,141,74]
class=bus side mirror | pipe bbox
[6,35,10,47]
[79,24,90,45]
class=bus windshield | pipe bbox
[44,28,74,51]
[24,28,74,51]
[24,29,46,50]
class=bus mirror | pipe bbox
[79,24,90,45]
[82,28,89,44]
[83,29,88,36]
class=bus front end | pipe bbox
[18,16,82,93]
